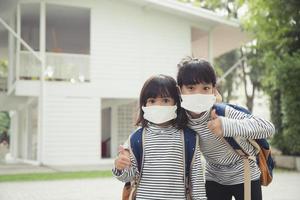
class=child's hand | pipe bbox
[115,145,131,170]
[208,109,223,137]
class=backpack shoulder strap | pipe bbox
[213,102,251,116]
[183,127,198,199]
[212,103,228,116]
[123,128,144,200]
[129,127,144,172]
[213,103,253,200]
[183,127,197,179]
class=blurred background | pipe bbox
[0,0,299,199]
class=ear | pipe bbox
[213,87,222,103]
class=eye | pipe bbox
[187,85,194,90]
[146,98,156,104]
[162,98,170,103]
[204,86,211,90]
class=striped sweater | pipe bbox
[112,124,207,200]
[188,106,275,185]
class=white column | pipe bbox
[9,111,18,160]
[37,1,46,164]
[16,3,21,81]
[99,98,102,159]
[23,107,29,160]
[110,106,118,158]
[8,15,15,90]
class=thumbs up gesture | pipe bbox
[115,145,131,170]
[207,109,223,137]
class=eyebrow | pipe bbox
[185,83,211,86]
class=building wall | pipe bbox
[43,96,100,165]
[192,36,209,60]
[90,0,191,98]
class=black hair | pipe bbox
[136,74,188,129]
[177,56,216,87]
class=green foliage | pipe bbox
[242,0,300,155]
[0,112,10,134]
[242,0,300,55]
[269,89,284,152]
[274,52,300,155]
[0,60,8,77]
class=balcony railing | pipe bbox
[19,51,90,82]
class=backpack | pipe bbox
[213,103,274,186]
[122,127,198,200]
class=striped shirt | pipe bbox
[113,123,207,200]
[188,106,275,185]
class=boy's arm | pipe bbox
[191,143,207,200]
[220,106,275,139]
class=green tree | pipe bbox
[273,53,300,155]
[243,0,300,154]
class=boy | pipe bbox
[177,56,275,200]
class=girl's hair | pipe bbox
[136,74,188,129]
[177,56,216,87]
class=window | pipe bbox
[46,4,90,54]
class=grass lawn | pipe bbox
[0,170,112,182]
[0,168,294,183]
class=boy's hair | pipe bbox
[177,56,216,87]
[136,74,188,129]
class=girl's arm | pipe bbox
[112,153,137,183]
[220,106,275,139]
[190,143,207,200]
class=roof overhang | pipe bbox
[127,0,240,28]
[126,0,251,57]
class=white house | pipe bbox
[0,0,249,166]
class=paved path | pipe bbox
[261,171,300,200]
[0,171,299,200]
[0,178,124,200]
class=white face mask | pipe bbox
[142,105,177,124]
[181,94,216,114]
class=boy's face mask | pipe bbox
[181,94,216,114]
[142,105,177,124]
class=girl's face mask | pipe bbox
[181,94,216,114]
[142,105,177,124]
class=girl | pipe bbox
[112,74,207,200]
[177,57,275,200]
